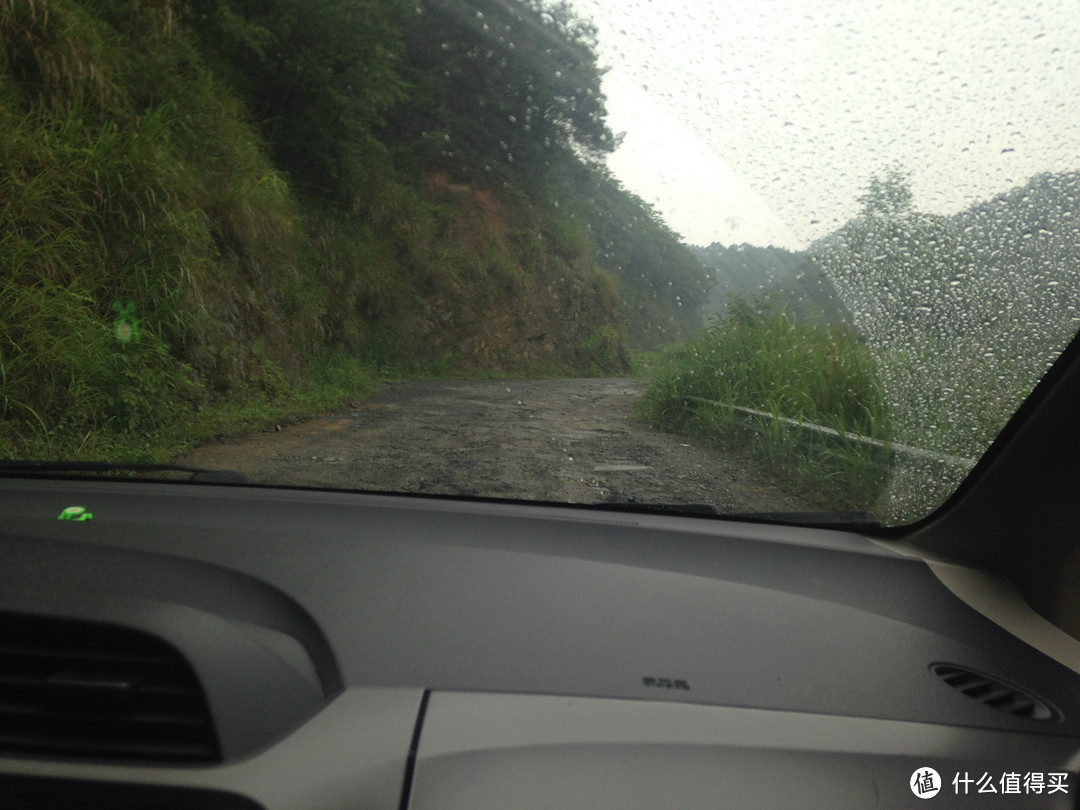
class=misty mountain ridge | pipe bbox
[692,170,1080,351]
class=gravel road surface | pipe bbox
[179,377,808,513]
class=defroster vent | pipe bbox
[0,613,220,762]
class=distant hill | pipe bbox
[809,169,1080,360]
[691,243,852,327]
[803,167,1080,470]
[951,171,1080,361]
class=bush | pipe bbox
[636,301,893,512]
[579,325,631,376]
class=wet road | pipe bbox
[179,377,808,513]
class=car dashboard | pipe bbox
[2,475,1079,809]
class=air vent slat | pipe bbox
[0,613,220,763]
[0,732,218,760]
[0,705,214,726]
[968,685,1011,702]
[931,663,1058,722]
[0,643,172,665]
[941,671,980,687]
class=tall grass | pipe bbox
[1,0,637,467]
[0,0,314,460]
[0,275,197,459]
[637,301,893,512]
[636,297,1068,522]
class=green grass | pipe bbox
[628,350,664,377]
[635,296,1068,523]
[0,345,380,464]
[0,0,645,468]
[164,349,381,449]
[636,302,894,512]
[0,0,322,463]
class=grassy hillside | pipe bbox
[1,0,308,460]
[641,169,1080,522]
[1,0,705,461]
[636,302,892,512]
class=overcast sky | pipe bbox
[569,0,1080,250]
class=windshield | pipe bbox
[2,0,1078,527]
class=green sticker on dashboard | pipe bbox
[58,506,93,521]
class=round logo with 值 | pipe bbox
[911,767,941,799]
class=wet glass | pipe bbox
[570,0,1080,523]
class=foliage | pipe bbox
[384,0,616,187]
[0,275,191,458]
[184,0,687,361]
[805,168,1080,521]
[578,325,631,376]
[954,171,1080,367]
[636,301,893,512]
[184,0,407,205]
[557,162,711,347]
[0,0,309,458]
[857,164,913,218]
[1,0,694,465]
[813,179,974,347]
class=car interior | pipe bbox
[3,329,1080,809]
[3,0,1080,808]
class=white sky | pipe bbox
[569,0,1080,249]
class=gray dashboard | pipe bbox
[1,476,1079,808]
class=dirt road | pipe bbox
[179,378,808,513]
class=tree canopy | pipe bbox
[185,0,408,203]
[384,0,616,188]
[810,168,970,345]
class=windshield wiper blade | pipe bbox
[724,510,882,529]
[598,502,881,528]
[0,460,251,484]
[618,503,719,517]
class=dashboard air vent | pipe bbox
[931,663,1058,722]
[0,613,220,762]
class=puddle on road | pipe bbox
[557,429,625,440]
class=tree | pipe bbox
[384,0,616,188]
[184,0,408,203]
[811,167,970,346]
[857,164,913,218]
[555,161,710,346]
